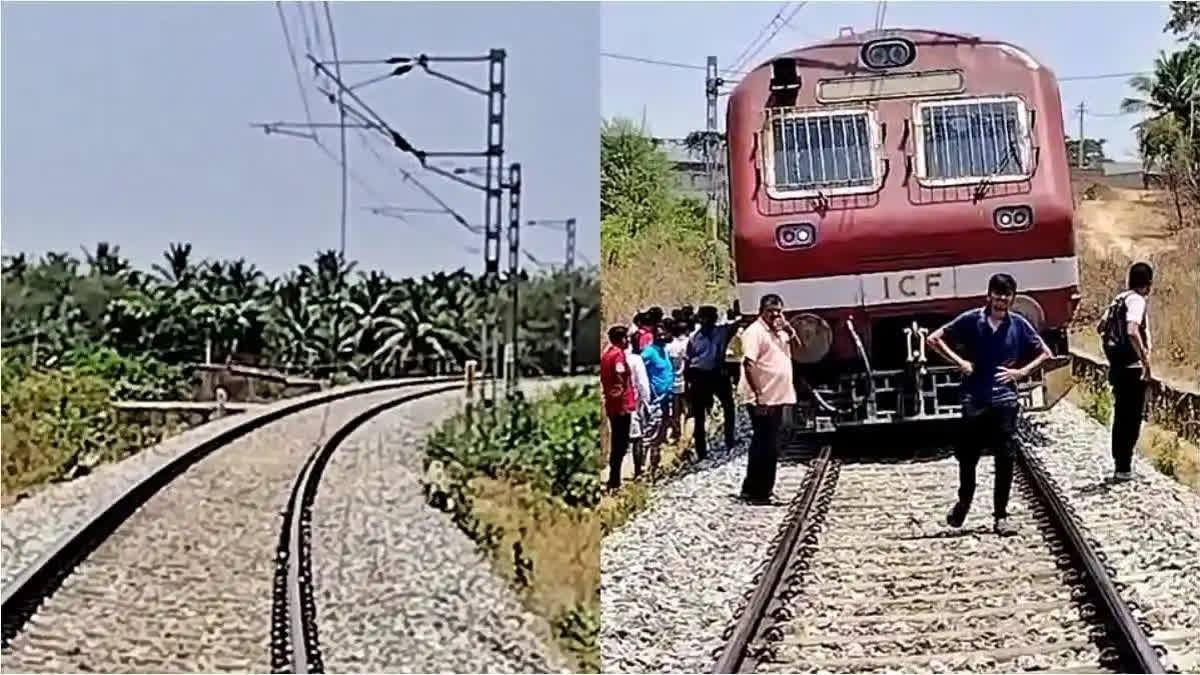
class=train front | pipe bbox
[726,28,1079,437]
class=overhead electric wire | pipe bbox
[601,49,1151,83]
[273,1,392,206]
[329,96,480,235]
[271,2,481,263]
[600,51,748,74]
[729,2,809,75]
[322,1,349,257]
[726,2,791,75]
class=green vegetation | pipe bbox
[2,244,599,498]
[3,244,598,378]
[422,383,601,672]
[1120,7,1199,229]
[600,118,733,327]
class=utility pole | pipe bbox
[255,47,511,392]
[564,217,576,376]
[505,162,522,399]
[526,217,577,375]
[705,55,720,242]
[1076,102,1087,169]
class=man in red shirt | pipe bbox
[601,325,637,490]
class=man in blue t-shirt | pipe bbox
[926,273,1053,536]
[641,325,676,474]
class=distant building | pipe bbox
[1100,160,1166,189]
[652,137,713,201]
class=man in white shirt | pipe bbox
[1101,262,1154,482]
[626,339,652,480]
[664,320,690,443]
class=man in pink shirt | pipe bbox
[738,294,802,504]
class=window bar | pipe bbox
[842,116,857,183]
[960,102,969,176]
[921,110,933,179]
[990,103,1003,173]
[815,117,828,186]
[1001,103,1015,172]
[844,114,854,182]
[936,108,950,179]
[784,116,797,187]
[953,106,967,179]
[854,116,868,183]
[804,117,816,189]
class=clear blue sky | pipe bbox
[601,1,1180,160]
[2,1,599,279]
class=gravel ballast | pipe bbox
[3,378,581,673]
[601,414,810,674]
[309,381,573,673]
[601,401,1200,673]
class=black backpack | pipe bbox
[1097,291,1135,367]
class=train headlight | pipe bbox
[789,313,833,363]
[1011,294,1046,332]
[776,223,816,250]
[861,38,915,69]
[994,205,1033,232]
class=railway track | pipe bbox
[713,438,1191,674]
[1,378,462,672]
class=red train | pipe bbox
[726,27,1077,435]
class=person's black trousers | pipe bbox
[742,404,784,501]
[954,405,1019,520]
[607,413,631,489]
[686,367,737,457]
[1109,366,1147,474]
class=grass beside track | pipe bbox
[422,382,601,672]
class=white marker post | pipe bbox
[464,359,478,418]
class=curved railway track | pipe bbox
[713,438,1189,674]
[1,378,463,672]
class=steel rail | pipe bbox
[0,376,464,648]
[712,445,834,674]
[1016,448,1166,673]
[712,441,1167,674]
[271,384,462,673]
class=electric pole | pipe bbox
[1076,102,1087,169]
[564,216,576,376]
[705,55,719,242]
[527,217,577,375]
[505,163,522,398]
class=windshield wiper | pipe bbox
[973,139,1022,202]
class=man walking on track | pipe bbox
[926,273,1053,536]
[601,325,636,491]
[685,306,740,459]
[738,295,802,505]
[1099,262,1154,482]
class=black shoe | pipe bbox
[994,517,1017,536]
[740,493,779,506]
[946,502,967,528]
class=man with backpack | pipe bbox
[1098,262,1154,482]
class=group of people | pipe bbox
[599,304,744,491]
[601,262,1157,530]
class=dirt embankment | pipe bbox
[1071,182,1198,387]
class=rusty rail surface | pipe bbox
[1068,347,1199,444]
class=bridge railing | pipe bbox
[1068,347,1199,444]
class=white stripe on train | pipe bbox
[736,256,1079,311]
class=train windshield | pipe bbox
[915,97,1030,182]
[764,108,877,196]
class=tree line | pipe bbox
[1121,2,1199,225]
[1,242,600,387]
